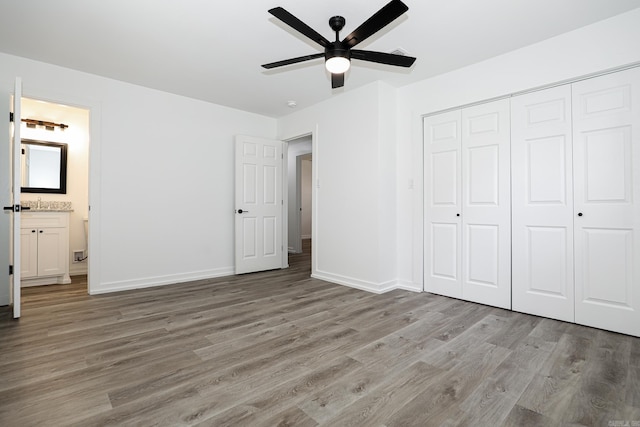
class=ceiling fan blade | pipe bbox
[342,0,408,48]
[331,73,344,89]
[268,7,331,48]
[350,50,416,67]
[262,53,324,69]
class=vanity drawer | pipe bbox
[21,212,69,229]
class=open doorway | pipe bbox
[19,97,90,296]
[286,135,312,268]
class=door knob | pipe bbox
[237,209,249,214]
[3,204,29,212]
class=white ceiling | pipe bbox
[1,0,639,118]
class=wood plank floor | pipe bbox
[1,241,639,426]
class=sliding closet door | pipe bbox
[511,85,575,321]
[573,67,640,337]
[461,99,511,309]
[424,110,462,299]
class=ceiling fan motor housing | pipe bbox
[325,42,350,61]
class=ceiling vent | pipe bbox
[389,47,409,56]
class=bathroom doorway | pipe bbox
[20,97,90,292]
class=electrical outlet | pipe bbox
[73,250,84,262]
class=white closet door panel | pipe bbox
[511,85,574,321]
[424,110,462,298]
[526,135,568,204]
[461,99,511,309]
[573,67,640,337]
[581,228,633,302]
[432,150,458,205]
[467,145,499,205]
[431,223,458,280]
[466,224,499,286]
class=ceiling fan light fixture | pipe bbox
[325,56,350,74]
[262,1,416,88]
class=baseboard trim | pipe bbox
[69,265,88,276]
[90,267,421,296]
[394,280,422,293]
[312,271,419,294]
[91,267,235,295]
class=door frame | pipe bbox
[286,136,312,254]
[298,154,313,241]
[282,127,318,276]
[18,85,101,295]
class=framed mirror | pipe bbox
[21,139,68,194]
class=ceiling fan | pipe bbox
[261,0,416,89]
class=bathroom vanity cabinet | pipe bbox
[20,211,71,286]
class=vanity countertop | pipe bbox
[21,201,73,212]
[24,209,74,213]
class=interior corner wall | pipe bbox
[277,82,398,292]
[376,82,399,289]
[394,8,640,291]
[0,52,277,294]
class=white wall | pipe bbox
[278,81,400,292]
[20,98,90,276]
[0,52,276,294]
[395,8,640,290]
[3,8,639,299]
[377,83,398,288]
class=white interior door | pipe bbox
[511,85,575,322]
[461,99,511,309]
[423,110,462,298]
[235,135,284,274]
[8,78,22,318]
[573,67,640,337]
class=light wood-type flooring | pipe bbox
[1,241,639,426]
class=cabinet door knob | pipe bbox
[31,229,36,233]
[578,212,583,217]
[456,213,460,217]
[39,230,44,233]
